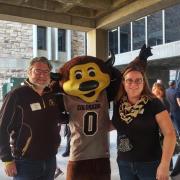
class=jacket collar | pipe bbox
[24,79,52,94]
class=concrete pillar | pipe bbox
[32,25,38,58]
[47,27,52,60]
[66,30,72,60]
[54,28,58,61]
[87,29,108,61]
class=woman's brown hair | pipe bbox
[152,82,166,98]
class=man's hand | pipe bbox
[4,161,17,177]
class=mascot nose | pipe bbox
[79,80,99,91]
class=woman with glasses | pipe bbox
[112,45,176,180]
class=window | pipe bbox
[37,26,46,50]
[108,28,118,54]
[120,24,131,53]
[58,29,66,52]
[133,18,145,50]
[147,11,162,46]
[165,4,180,43]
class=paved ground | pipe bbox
[0,128,179,180]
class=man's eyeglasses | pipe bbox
[124,78,143,85]
[33,69,50,76]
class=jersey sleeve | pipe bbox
[106,67,122,102]
[112,101,121,131]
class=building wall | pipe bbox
[0,20,85,100]
[109,3,180,87]
[0,20,33,59]
[71,30,86,58]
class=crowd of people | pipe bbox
[0,44,179,180]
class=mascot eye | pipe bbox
[75,71,82,79]
[88,69,95,77]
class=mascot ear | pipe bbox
[105,50,115,67]
[50,72,62,81]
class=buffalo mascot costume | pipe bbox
[51,53,121,180]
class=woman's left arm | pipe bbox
[155,110,176,180]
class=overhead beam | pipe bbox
[56,0,111,10]
[59,3,74,13]
[0,2,95,31]
[67,6,96,18]
[111,0,134,9]
[96,0,180,29]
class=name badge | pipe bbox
[30,103,42,111]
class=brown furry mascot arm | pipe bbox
[105,51,122,102]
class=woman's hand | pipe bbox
[156,162,169,180]
[155,110,176,180]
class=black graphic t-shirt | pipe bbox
[112,98,166,162]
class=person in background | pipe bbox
[152,82,170,112]
[166,80,180,135]
[166,80,176,117]
[0,57,66,180]
[174,83,180,136]
[156,79,163,84]
[170,83,180,180]
[112,45,176,180]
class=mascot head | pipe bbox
[59,55,115,103]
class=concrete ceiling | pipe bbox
[0,0,179,31]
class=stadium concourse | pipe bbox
[0,125,178,180]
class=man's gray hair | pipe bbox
[28,57,52,71]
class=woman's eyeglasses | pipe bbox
[124,78,143,85]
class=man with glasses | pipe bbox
[0,57,65,180]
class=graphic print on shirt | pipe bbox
[83,111,98,136]
[63,92,110,161]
